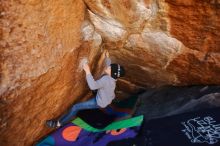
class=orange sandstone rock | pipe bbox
[0,0,101,146]
[84,0,220,87]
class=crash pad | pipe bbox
[75,94,140,129]
[76,109,116,129]
[72,115,143,132]
[36,115,143,146]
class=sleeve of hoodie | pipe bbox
[86,56,111,90]
[86,74,106,90]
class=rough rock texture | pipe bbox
[85,0,220,87]
[0,0,103,145]
[1,0,220,146]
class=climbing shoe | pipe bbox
[46,120,59,128]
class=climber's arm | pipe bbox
[105,51,111,67]
[83,63,104,90]
[86,74,105,90]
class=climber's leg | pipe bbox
[58,97,99,126]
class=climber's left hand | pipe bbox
[83,63,91,75]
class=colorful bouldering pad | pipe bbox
[72,115,143,132]
[76,109,116,129]
[75,95,140,129]
[37,115,143,146]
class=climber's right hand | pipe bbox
[105,50,109,58]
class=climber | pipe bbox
[46,51,125,128]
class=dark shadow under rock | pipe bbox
[135,85,220,121]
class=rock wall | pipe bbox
[1,0,220,145]
[84,0,220,87]
[0,0,102,145]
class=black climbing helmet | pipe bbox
[110,64,125,79]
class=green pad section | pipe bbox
[72,115,143,132]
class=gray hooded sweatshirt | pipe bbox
[86,57,116,108]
